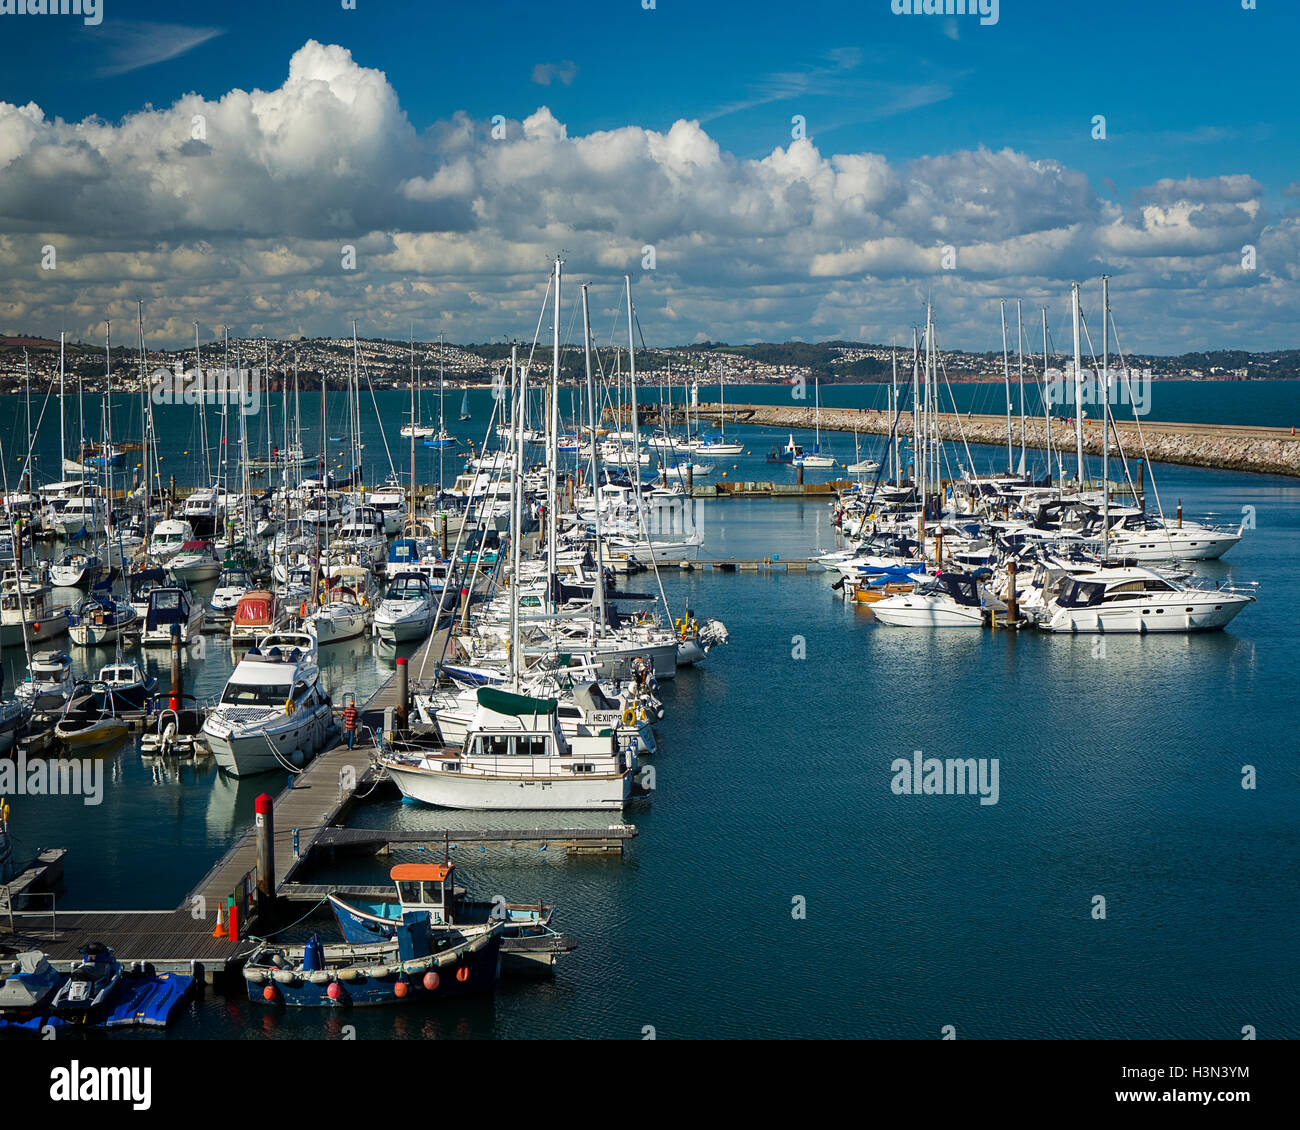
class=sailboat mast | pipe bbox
[1000,299,1013,473]
[1016,299,1026,470]
[59,331,66,476]
[1101,274,1110,559]
[509,344,523,681]
[1041,307,1054,482]
[546,258,561,613]
[1071,281,1084,483]
[581,284,606,634]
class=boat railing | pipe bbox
[1,886,56,938]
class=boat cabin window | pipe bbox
[152,591,182,610]
[1057,579,1106,608]
[221,681,292,706]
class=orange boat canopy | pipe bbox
[390,863,452,883]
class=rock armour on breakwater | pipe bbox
[666,403,1300,479]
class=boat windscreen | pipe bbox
[1058,578,1106,608]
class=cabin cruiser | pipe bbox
[95,661,156,710]
[0,578,70,647]
[872,571,986,628]
[373,572,436,643]
[67,593,138,647]
[148,518,196,562]
[209,566,254,619]
[169,540,222,583]
[1040,566,1256,634]
[1099,509,1244,563]
[230,590,282,644]
[202,639,337,776]
[46,494,108,541]
[379,686,636,810]
[15,650,75,710]
[306,572,372,645]
[180,487,227,537]
[140,585,206,646]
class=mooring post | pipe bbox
[395,656,409,731]
[169,622,183,712]
[1006,558,1019,624]
[796,464,804,486]
[439,512,448,559]
[254,792,276,925]
[1176,499,1182,528]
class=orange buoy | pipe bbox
[326,982,342,1000]
[423,971,440,991]
[262,984,276,1002]
[393,979,409,998]
[455,966,470,983]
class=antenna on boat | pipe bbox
[444,829,450,866]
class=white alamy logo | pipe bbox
[0,0,102,26]
[150,366,262,415]
[891,751,1000,805]
[0,754,103,806]
[50,1063,151,1111]
[891,0,999,27]
[1045,366,1153,416]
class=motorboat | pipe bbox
[230,590,282,644]
[95,661,156,709]
[0,579,70,648]
[242,922,502,1007]
[55,685,130,752]
[327,861,563,974]
[147,518,196,562]
[209,566,254,619]
[872,572,985,628]
[202,639,337,776]
[379,685,636,810]
[306,575,371,645]
[140,585,205,646]
[14,650,75,710]
[373,572,436,643]
[67,593,138,647]
[1040,567,1256,634]
[169,540,222,583]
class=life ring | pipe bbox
[284,697,294,716]
[621,707,636,728]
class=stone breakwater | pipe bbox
[672,403,1300,479]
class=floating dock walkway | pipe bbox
[1,625,634,976]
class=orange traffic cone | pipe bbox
[212,900,228,939]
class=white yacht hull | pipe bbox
[1,612,70,648]
[1042,595,1251,633]
[374,608,434,642]
[386,762,629,810]
[204,703,337,777]
[872,600,984,628]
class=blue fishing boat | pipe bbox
[327,862,561,973]
[243,919,502,1007]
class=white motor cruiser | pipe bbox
[872,572,985,628]
[202,639,337,776]
[373,572,436,643]
[380,686,635,810]
[1040,567,1256,634]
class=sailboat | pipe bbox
[458,390,471,422]
[693,374,744,456]
[796,378,835,467]
[400,361,436,439]
[424,334,455,448]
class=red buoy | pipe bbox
[423,971,440,991]
[262,985,277,1002]
[393,979,409,998]
[326,982,342,1000]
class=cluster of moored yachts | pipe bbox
[822,475,1256,632]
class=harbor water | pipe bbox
[1,387,1296,1038]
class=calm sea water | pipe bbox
[2,385,1296,1039]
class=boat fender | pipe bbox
[284,697,293,716]
[423,971,440,991]
[243,969,265,984]
[272,970,297,985]
[308,971,331,986]
[621,707,636,728]
[326,982,344,1001]
[393,979,409,998]
[402,959,428,975]
[367,965,391,978]
[435,950,459,968]
[637,707,648,724]
[262,985,278,1002]
[336,968,360,982]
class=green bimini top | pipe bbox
[476,686,558,716]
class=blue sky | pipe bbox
[1,0,1297,351]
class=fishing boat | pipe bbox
[230,589,282,644]
[327,861,565,974]
[202,638,337,776]
[243,921,503,1008]
[373,572,436,643]
[140,585,206,646]
[168,540,222,583]
[379,686,636,810]
[1040,567,1256,634]
[49,942,122,1024]
[0,952,63,1022]
[67,592,138,647]
[872,572,986,628]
